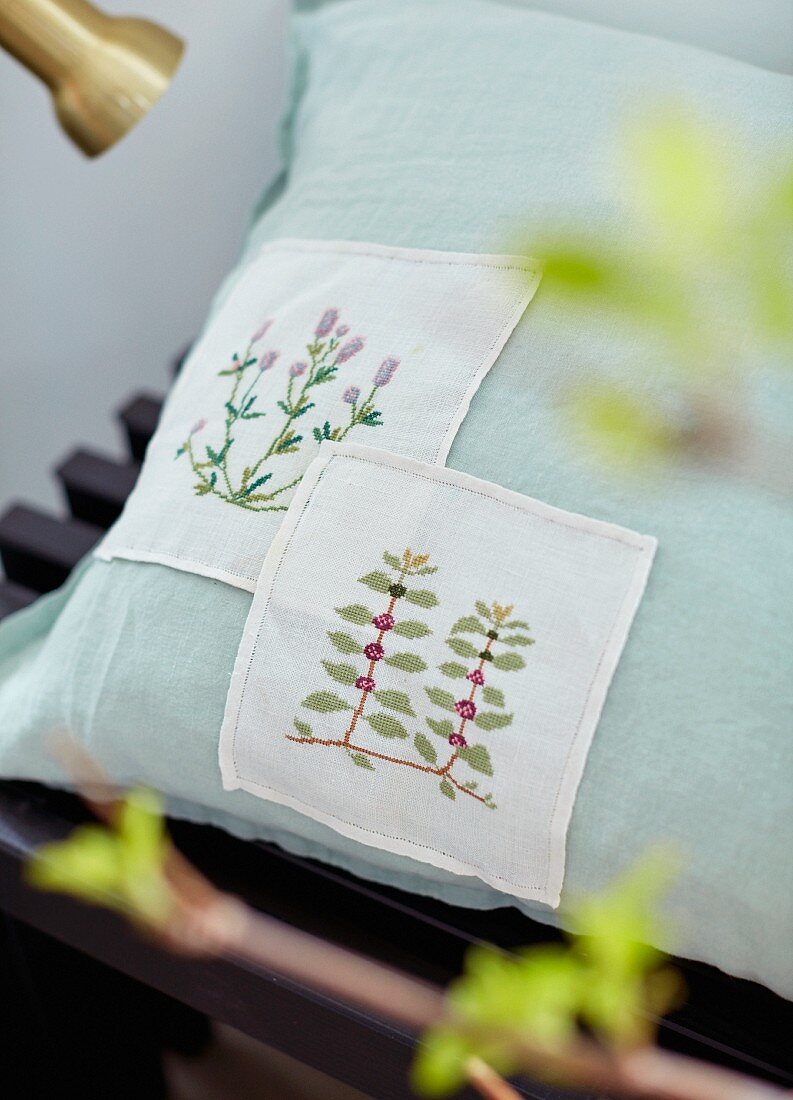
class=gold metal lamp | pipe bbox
[0,0,185,157]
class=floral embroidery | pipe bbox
[287,554,533,809]
[175,310,399,512]
[424,600,534,807]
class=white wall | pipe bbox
[0,0,790,515]
[0,0,289,514]
[503,0,793,74]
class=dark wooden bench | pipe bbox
[0,379,791,1099]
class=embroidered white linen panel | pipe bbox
[97,240,538,590]
[219,443,657,906]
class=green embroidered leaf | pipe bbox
[425,687,456,712]
[458,743,493,776]
[500,633,535,647]
[194,482,211,495]
[439,661,468,679]
[293,719,312,739]
[451,615,486,636]
[427,717,454,739]
[482,686,505,708]
[462,780,479,790]
[335,603,372,626]
[373,689,415,716]
[349,752,375,770]
[414,733,438,765]
[242,473,272,497]
[364,712,408,739]
[415,564,438,576]
[492,652,526,672]
[393,619,431,639]
[475,710,514,731]
[302,691,350,713]
[358,570,392,593]
[439,779,456,801]
[384,651,427,673]
[446,637,479,659]
[276,434,302,453]
[504,619,530,630]
[327,631,360,655]
[382,551,403,570]
[404,588,439,609]
[321,660,358,687]
[475,600,494,621]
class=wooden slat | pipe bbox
[0,579,38,618]
[0,781,529,1100]
[172,343,193,377]
[117,393,163,461]
[0,779,790,1091]
[0,505,101,593]
[55,448,139,529]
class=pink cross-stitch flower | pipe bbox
[466,668,485,685]
[372,613,395,631]
[337,337,365,363]
[355,675,376,693]
[364,642,384,662]
[258,350,280,371]
[315,309,339,338]
[448,733,468,748]
[454,699,477,721]
[373,357,399,387]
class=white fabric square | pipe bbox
[220,443,657,905]
[97,239,538,590]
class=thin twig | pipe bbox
[46,733,789,1100]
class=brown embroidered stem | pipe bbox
[286,735,490,804]
[342,587,402,747]
[439,751,458,776]
[439,636,494,775]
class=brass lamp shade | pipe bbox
[0,0,184,157]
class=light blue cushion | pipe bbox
[1,0,791,995]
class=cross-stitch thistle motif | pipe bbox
[287,550,533,809]
[175,310,399,512]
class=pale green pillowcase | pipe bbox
[1,0,791,995]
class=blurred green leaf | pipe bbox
[411,1028,475,1097]
[412,849,683,1096]
[568,384,680,468]
[622,105,730,247]
[523,106,793,478]
[26,788,172,926]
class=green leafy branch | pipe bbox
[413,852,684,1097]
[529,105,793,487]
[26,791,779,1100]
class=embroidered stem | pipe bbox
[337,384,378,442]
[285,734,491,804]
[177,311,391,512]
[440,636,493,773]
[263,339,336,462]
[343,583,403,746]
